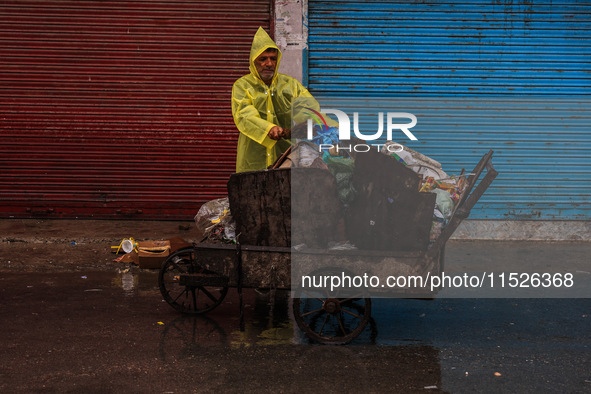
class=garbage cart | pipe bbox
[158,149,498,344]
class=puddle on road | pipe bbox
[111,269,160,297]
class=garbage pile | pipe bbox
[112,237,190,269]
[195,135,466,248]
[378,141,465,242]
[287,137,467,245]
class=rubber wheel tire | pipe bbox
[292,267,371,344]
[158,247,228,314]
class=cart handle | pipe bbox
[427,150,498,257]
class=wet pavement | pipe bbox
[1,269,590,393]
[1,219,590,392]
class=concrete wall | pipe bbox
[452,220,591,242]
[274,0,306,83]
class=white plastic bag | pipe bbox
[381,141,449,180]
[194,197,236,241]
[292,141,325,168]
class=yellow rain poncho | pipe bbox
[232,27,316,173]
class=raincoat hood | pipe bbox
[249,27,282,84]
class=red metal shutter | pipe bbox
[0,0,271,219]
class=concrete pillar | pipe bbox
[274,0,307,84]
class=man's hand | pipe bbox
[280,128,291,139]
[269,126,288,140]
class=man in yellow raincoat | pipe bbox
[231,27,318,173]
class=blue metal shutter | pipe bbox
[307,0,591,220]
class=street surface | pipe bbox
[1,269,589,393]
[0,219,589,392]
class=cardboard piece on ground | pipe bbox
[114,237,192,269]
[137,240,171,269]
[137,237,193,269]
[115,251,139,264]
[169,236,192,252]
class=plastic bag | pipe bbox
[292,141,326,169]
[323,154,357,205]
[310,125,340,146]
[431,189,454,221]
[381,141,449,180]
[194,197,236,241]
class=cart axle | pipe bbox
[179,274,229,288]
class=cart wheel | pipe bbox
[158,247,228,314]
[292,269,372,345]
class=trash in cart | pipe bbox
[271,138,472,251]
[194,197,236,242]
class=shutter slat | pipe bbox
[0,0,270,219]
[308,0,591,220]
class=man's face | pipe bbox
[254,49,278,85]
